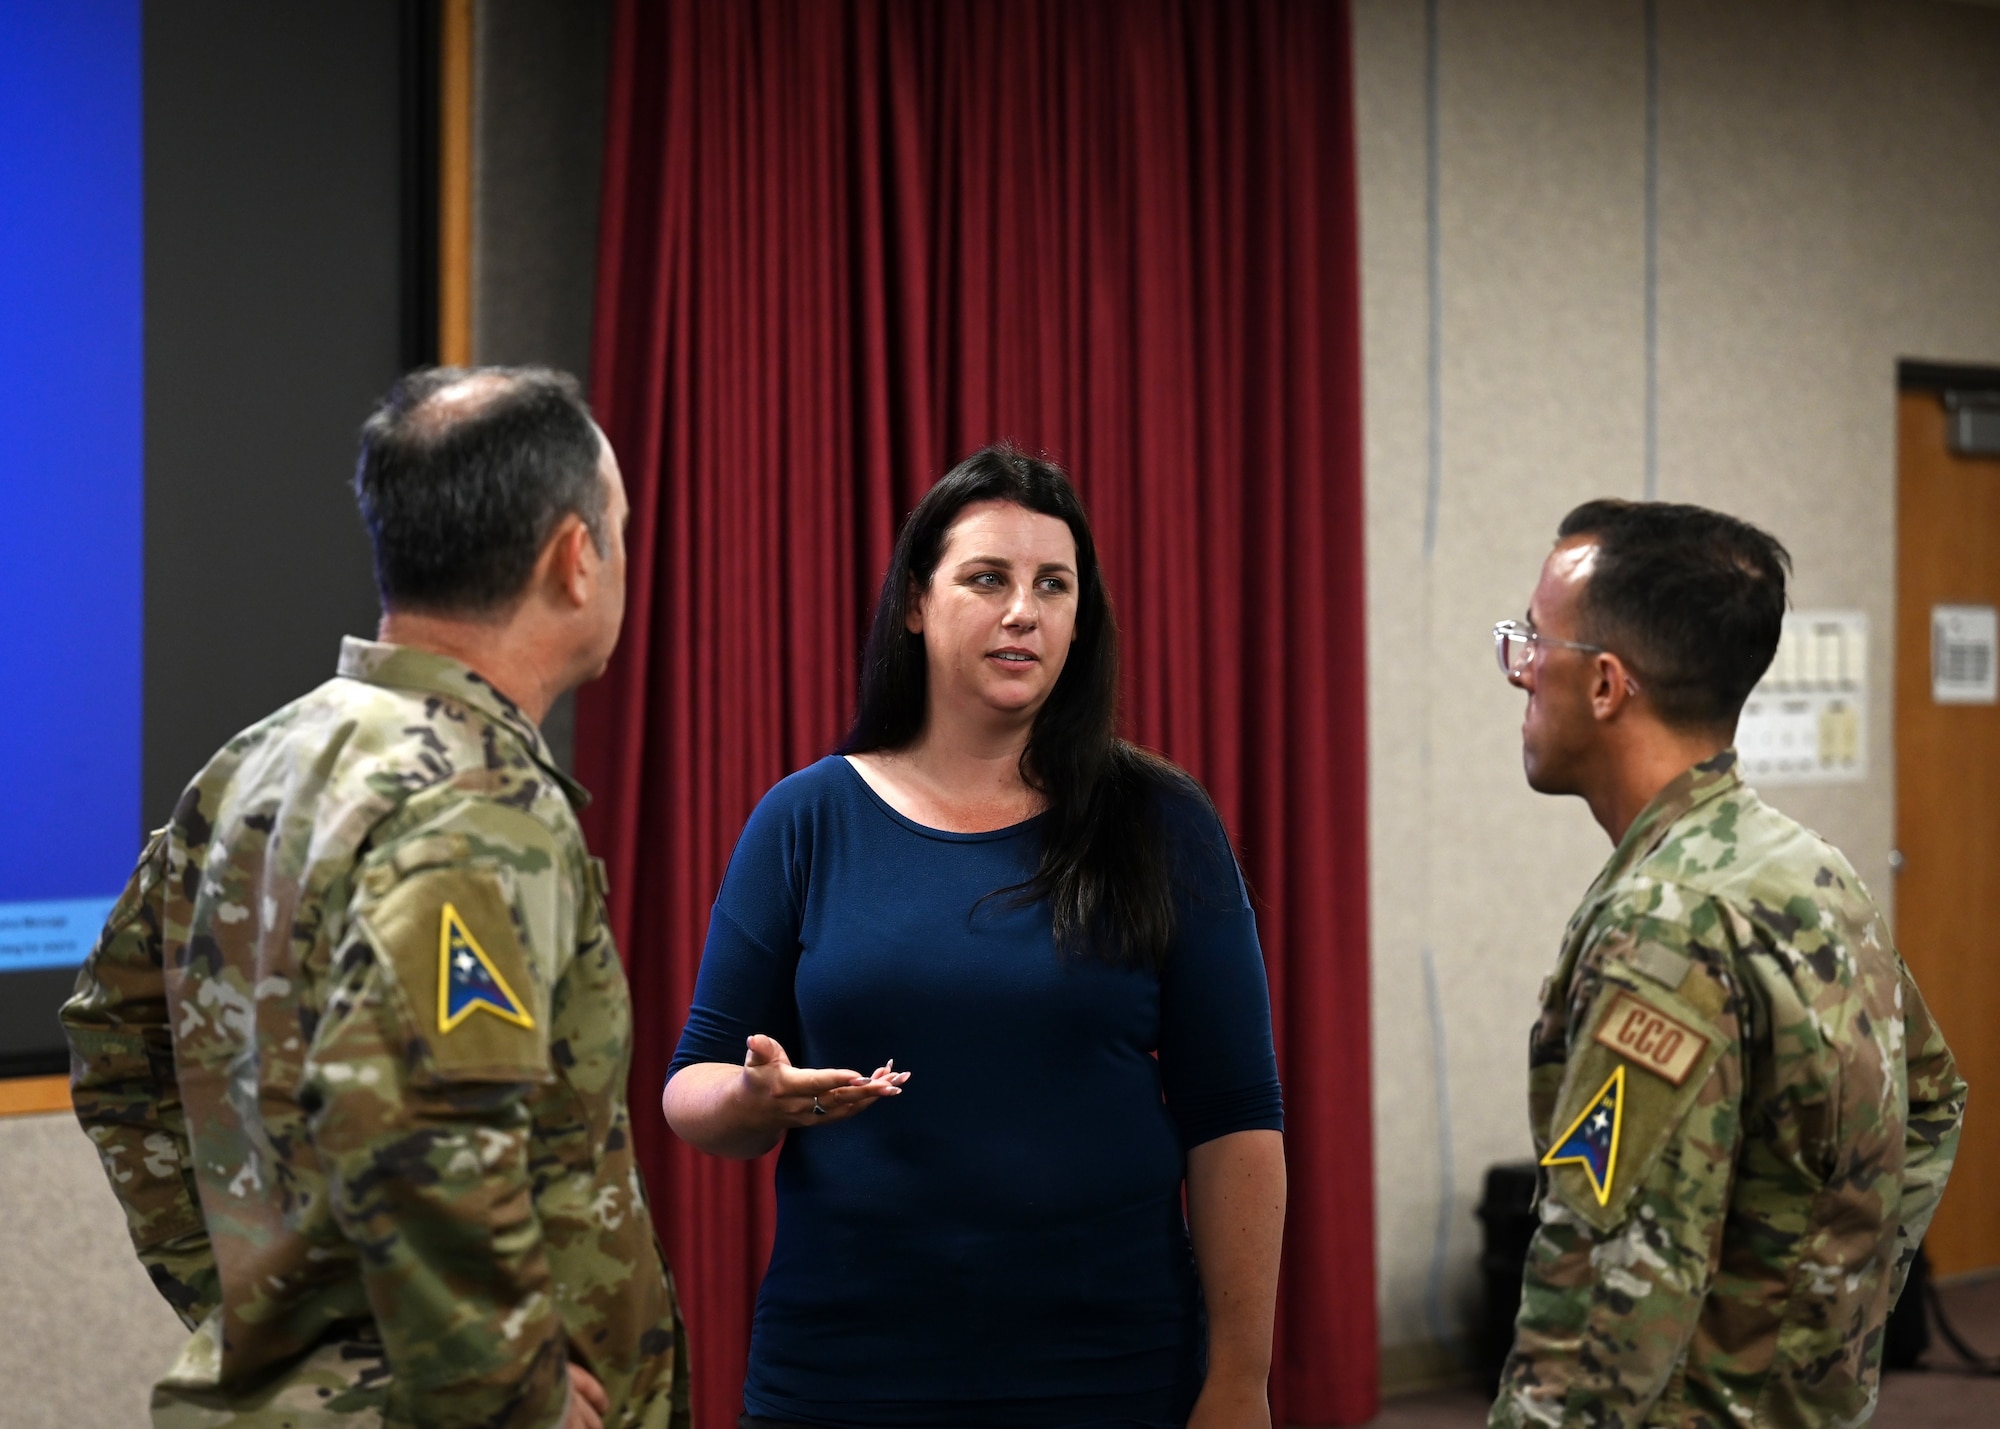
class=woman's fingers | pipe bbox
[804,1066,911,1121]
[784,1048,916,1120]
[803,1083,887,1113]
[790,1066,867,1096]
[749,1056,911,1126]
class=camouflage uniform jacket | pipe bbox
[61,639,687,1429]
[1492,750,1965,1428]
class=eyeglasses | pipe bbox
[1492,619,1612,679]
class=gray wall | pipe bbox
[0,1112,188,1427]
[1355,0,2000,1387]
[472,0,611,382]
[142,1,399,825]
[470,0,614,769]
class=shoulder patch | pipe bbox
[1541,1066,1624,1205]
[1592,988,1709,1085]
[438,902,534,1033]
[1543,977,1731,1230]
[359,865,549,1084]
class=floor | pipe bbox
[1360,1275,2000,1429]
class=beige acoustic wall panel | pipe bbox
[1656,0,2000,914]
[0,1113,188,1427]
[1352,0,1435,1373]
[1423,6,1649,1349]
[1655,1,1890,898]
[1356,0,1651,1362]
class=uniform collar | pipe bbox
[335,636,592,809]
[1595,747,1742,891]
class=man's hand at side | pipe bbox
[565,1362,608,1429]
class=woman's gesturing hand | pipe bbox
[662,1033,910,1158]
[741,1033,909,1129]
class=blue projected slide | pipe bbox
[0,3,143,971]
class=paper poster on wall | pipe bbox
[1932,605,1997,705]
[1737,611,1867,786]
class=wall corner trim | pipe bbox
[438,0,474,365]
[0,1075,72,1119]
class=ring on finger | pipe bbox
[811,1096,828,1116]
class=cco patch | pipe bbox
[1592,988,1709,1085]
[1546,977,1727,1230]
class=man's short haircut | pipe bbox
[1557,499,1791,732]
[353,366,606,616]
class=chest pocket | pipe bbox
[1543,972,1730,1233]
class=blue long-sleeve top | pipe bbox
[670,756,1284,1428]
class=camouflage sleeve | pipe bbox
[58,827,222,1328]
[1495,913,1742,1428]
[301,794,575,1428]
[1890,955,1966,1303]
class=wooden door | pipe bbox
[1895,386,2000,1277]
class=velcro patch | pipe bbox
[361,865,548,1083]
[438,902,534,1033]
[1628,941,1691,992]
[1540,1066,1624,1206]
[1592,989,1709,1085]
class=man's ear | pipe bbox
[1589,652,1637,722]
[541,514,595,609]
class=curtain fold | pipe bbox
[580,4,1373,1424]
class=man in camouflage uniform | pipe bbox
[1489,500,1966,1427]
[61,368,687,1428]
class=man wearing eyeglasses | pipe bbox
[1487,499,1964,1428]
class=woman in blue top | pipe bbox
[663,447,1286,1429]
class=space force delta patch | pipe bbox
[1591,989,1709,1085]
[1541,1065,1624,1206]
[438,902,534,1033]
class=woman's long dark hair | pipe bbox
[837,445,1183,972]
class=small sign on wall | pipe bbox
[1932,605,1997,705]
[1737,611,1867,786]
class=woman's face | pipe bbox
[907,499,1080,727]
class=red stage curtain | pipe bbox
[578,3,1372,1424]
